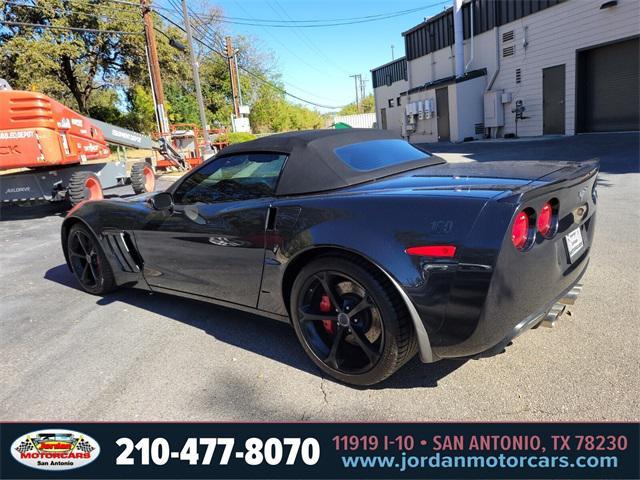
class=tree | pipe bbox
[1,1,329,135]
[122,85,156,134]
[0,0,188,115]
[338,94,375,116]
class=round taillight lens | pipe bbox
[512,211,530,250]
[537,202,553,236]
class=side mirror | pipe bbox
[149,192,174,211]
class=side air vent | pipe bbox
[516,68,522,84]
[503,45,515,57]
[104,231,141,273]
[502,30,515,43]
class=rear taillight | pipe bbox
[537,202,553,236]
[512,211,530,250]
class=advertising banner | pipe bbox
[1,422,638,479]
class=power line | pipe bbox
[267,0,351,76]
[181,5,343,106]
[152,9,342,110]
[152,2,446,25]
[159,3,344,108]
[0,20,143,35]
[186,3,448,28]
[228,0,334,79]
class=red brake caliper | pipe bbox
[319,294,334,334]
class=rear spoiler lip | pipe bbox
[497,158,600,203]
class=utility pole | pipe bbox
[226,36,241,119]
[359,76,366,108]
[181,0,211,149]
[141,0,169,135]
[349,74,360,113]
[233,53,243,108]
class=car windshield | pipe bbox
[334,139,431,172]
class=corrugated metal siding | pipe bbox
[371,57,408,88]
[404,0,565,61]
[332,113,377,129]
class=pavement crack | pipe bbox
[319,376,329,405]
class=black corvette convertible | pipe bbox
[61,129,597,385]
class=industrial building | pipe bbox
[371,0,639,142]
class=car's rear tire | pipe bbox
[68,171,103,205]
[130,161,156,194]
[67,223,117,295]
[290,255,417,386]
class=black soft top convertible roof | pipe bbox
[218,129,444,196]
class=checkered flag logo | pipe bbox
[75,439,94,453]
[15,439,34,454]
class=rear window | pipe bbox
[334,139,430,172]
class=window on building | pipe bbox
[388,98,395,108]
[397,96,401,106]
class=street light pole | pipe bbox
[181,0,211,149]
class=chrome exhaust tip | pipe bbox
[541,303,566,328]
[557,284,583,306]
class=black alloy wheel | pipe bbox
[298,270,384,374]
[290,256,417,386]
[67,224,116,295]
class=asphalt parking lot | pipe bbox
[1,133,638,421]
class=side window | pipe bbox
[173,153,287,204]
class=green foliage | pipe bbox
[87,89,124,125]
[222,132,257,144]
[122,85,156,133]
[165,83,200,125]
[0,0,329,135]
[338,94,375,115]
[249,81,323,133]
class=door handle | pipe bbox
[265,206,278,231]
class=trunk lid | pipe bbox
[346,159,599,200]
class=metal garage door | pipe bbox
[577,37,639,132]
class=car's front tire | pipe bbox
[67,223,117,295]
[290,255,417,386]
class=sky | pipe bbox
[160,0,451,112]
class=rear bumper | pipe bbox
[426,190,595,361]
[470,264,587,359]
